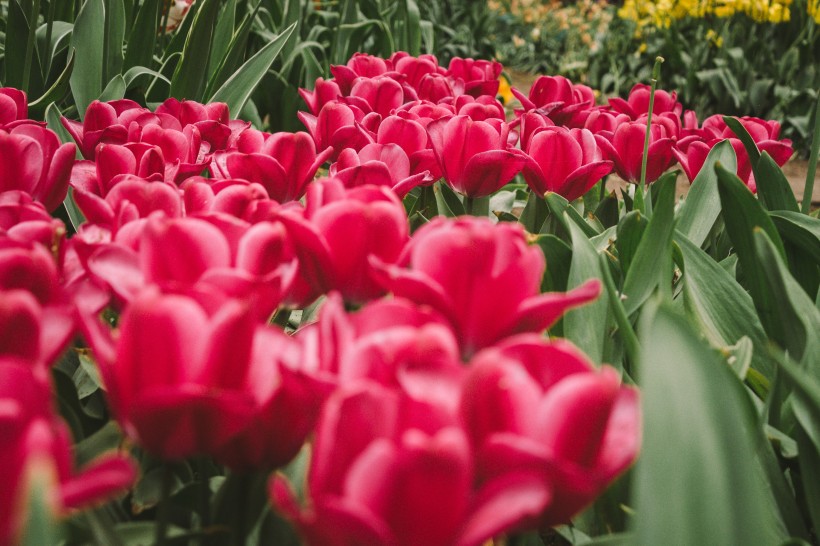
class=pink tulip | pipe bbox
[427,115,528,198]
[346,75,405,117]
[299,101,371,158]
[447,57,503,98]
[523,126,613,200]
[271,384,551,546]
[595,120,677,183]
[0,191,64,247]
[0,361,135,545]
[374,216,602,358]
[393,53,444,90]
[276,179,409,306]
[512,75,595,125]
[79,290,266,459]
[299,78,343,115]
[0,88,29,128]
[0,125,75,212]
[608,83,682,120]
[330,143,434,197]
[417,72,456,103]
[61,99,150,158]
[210,131,333,202]
[69,143,166,198]
[461,335,640,526]
[212,326,332,471]
[330,53,393,95]
[376,115,441,179]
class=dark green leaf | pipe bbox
[535,234,571,293]
[615,210,647,279]
[170,0,223,101]
[209,22,295,118]
[433,180,465,217]
[755,152,800,212]
[123,0,161,70]
[103,0,126,81]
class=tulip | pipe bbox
[61,99,149,159]
[330,143,434,197]
[271,385,551,546]
[276,179,409,306]
[522,126,613,201]
[427,115,528,198]
[608,83,682,119]
[0,125,76,212]
[595,120,677,184]
[376,115,441,179]
[210,131,333,202]
[299,101,371,158]
[447,57,502,98]
[374,216,602,358]
[0,360,135,545]
[0,191,64,247]
[299,78,343,115]
[461,335,641,526]
[79,290,264,459]
[0,87,29,128]
[346,75,405,118]
[330,53,393,95]
[394,53,444,90]
[511,75,595,125]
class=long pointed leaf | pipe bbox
[69,0,105,117]
[209,22,296,119]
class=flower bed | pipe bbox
[1,45,820,546]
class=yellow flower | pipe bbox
[497,74,515,106]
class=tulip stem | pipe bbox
[802,90,820,214]
[638,56,664,216]
[155,464,174,546]
[272,308,292,330]
[464,195,489,217]
[598,254,641,373]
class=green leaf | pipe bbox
[723,116,798,212]
[27,51,74,117]
[98,74,126,102]
[103,0,126,82]
[69,0,105,117]
[209,22,296,118]
[564,216,608,364]
[433,180,465,217]
[170,0,223,101]
[123,0,161,71]
[752,229,820,366]
[755,152,800,212]
[675,233,773,379]
[676,139,737,247]
[545,192,600,238]
[122,65,172,90]
[535,234,571,293]
[635,304,789,545]
[519,190,548,234]
[770,211,820,264]
[208,0,237,77]
[716,163,787,341]
[621,175,676,316]
[615,210,647,278]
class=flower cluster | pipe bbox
[0,53,648,541]
[618,0,793,29]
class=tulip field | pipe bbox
[1,1,820,545]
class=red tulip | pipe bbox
[330,53,393,95]
[346,75,405,117]
[393,53,444,90]
[417,72,456,103]
[271,385,550,546]
[461,335,641,526]
[299,101,371,158]
[427,115,528,198]
[210,131,333,202]
[374,216,602,358]
[0,125,75,212]
[595,120,677,183]
[0,360,135,545]
[522,126,613,200]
